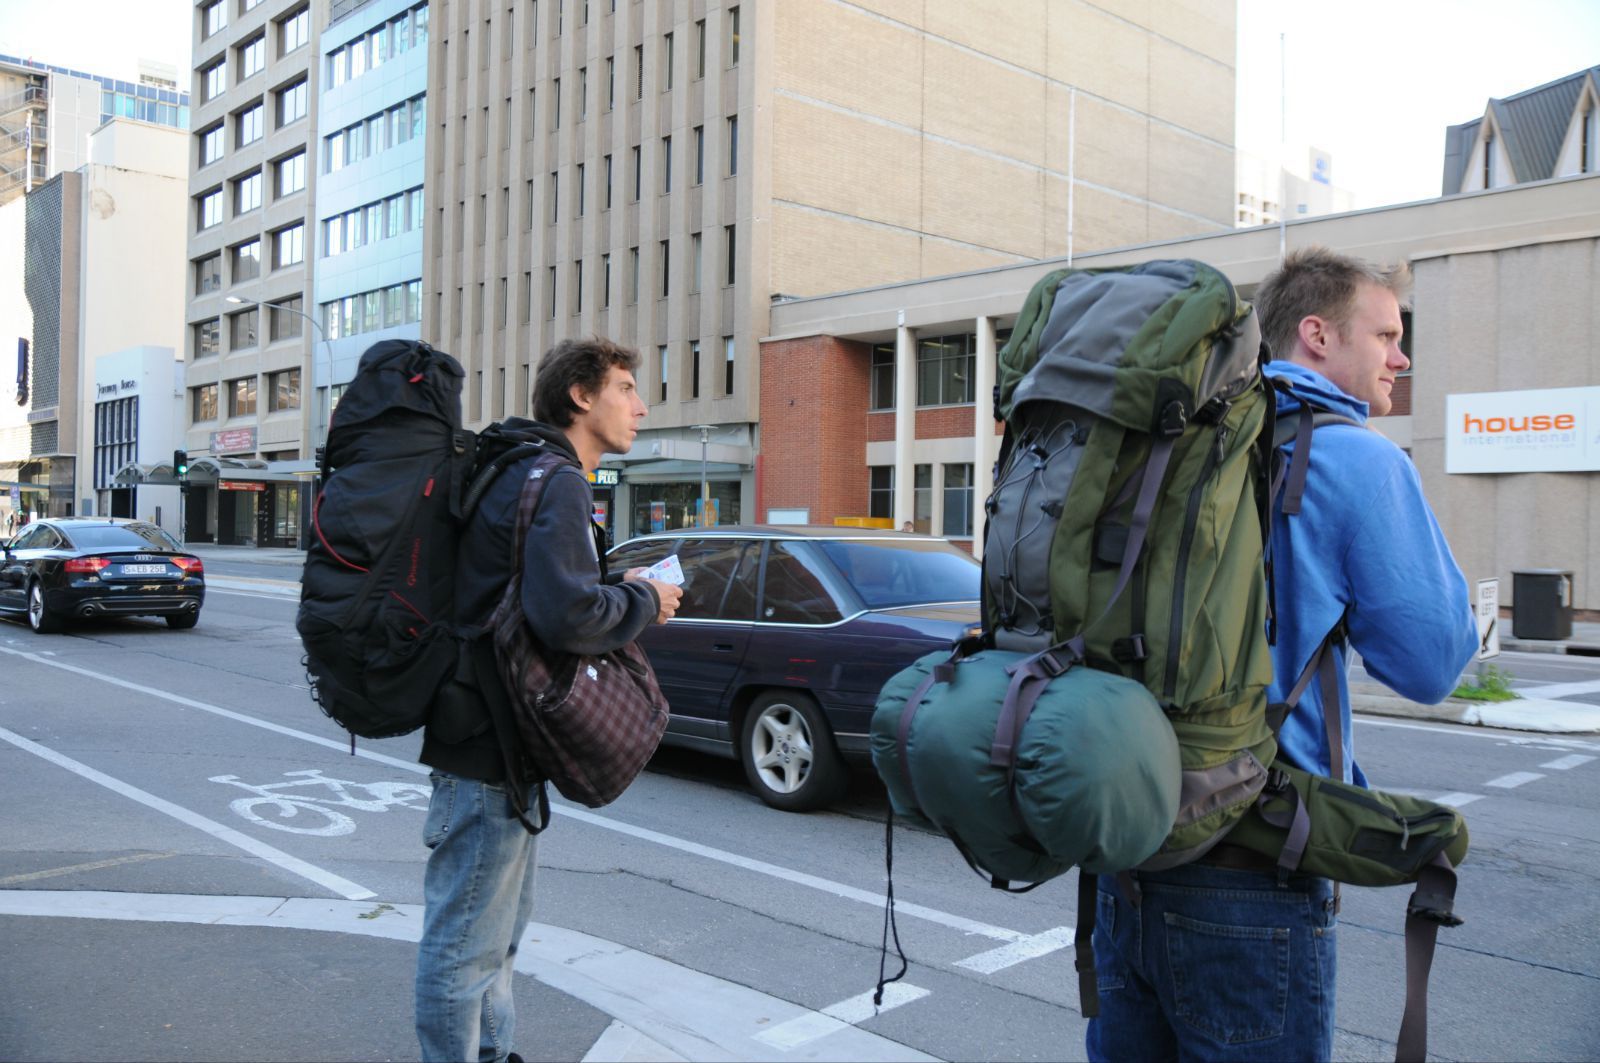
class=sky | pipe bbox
[1,0,1596,212]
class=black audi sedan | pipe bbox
[0,518,205,633]
[608,526,980,811]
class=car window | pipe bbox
[813,538,980,609]
[12,525,46,549]
[675,538,758,621]
[63,523,182,551]
[608,539,674,575]
[760,541,844,625]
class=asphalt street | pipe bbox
[1,557,1597,1062]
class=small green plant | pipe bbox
[1451,663,1518,702]
[358,903,395,920]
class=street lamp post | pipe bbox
[691,424,714,528]
[225,295,336,454]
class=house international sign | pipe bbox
[1446,386,1600,474]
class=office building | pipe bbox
[1442,64,1600,195]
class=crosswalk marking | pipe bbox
[955,925,1077,974]
[753,983,930,1050]
[1485,771,1545,789]
[1433,792,1485,808]
[1539,753,1596,771]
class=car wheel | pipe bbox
[27,582,63,634]
[166,611,200,630]
[739,690,846,812]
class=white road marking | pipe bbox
[1432,792,1486,808]
[954,925,1077,974]
[754,984,930,1050]
[0,644,1031,945]
[1485,771,1545,789]
[1539,753,1596,771]
[0,726,374,900]
[0,891,937,1063]
[581,1020,685,1063]
[1514,678,1600,699]
[205,588,301,603]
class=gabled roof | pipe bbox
[1442,64,1600,194]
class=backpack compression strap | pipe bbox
[1397,851,1463,1062]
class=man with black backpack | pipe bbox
[414,336,681,1063]
[1086,247,1477,1061]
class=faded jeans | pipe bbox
[1086,863,1338,1062]
[415,772,540,1063]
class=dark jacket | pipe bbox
[419,418,660,782]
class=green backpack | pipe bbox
[870,260,1465,1061]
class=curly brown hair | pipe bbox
[532,336,642,427]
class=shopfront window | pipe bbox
[631,480,741,534]
[273,483,300,543]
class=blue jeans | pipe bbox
[415,772,541,1063]
[1085,862,1338,1062]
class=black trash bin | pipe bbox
[1512,569,1574,640]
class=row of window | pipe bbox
[327,2,429,87]
[868,330,1014,410]
[99,89,186,129]
[192,295,306,360]
[199,5,309,103]
[534,25,741,134]
[197,78,307,169]
[324,186,424,257]
[325,94,426,174]
[93,396,140,492]
[322,280,425,341]
[191,369,300,423]
[869,464,976,538]
[653,337,738,403]
[200,0,270,41]
[195,154,306,238]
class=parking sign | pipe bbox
[1476,578,1500,660]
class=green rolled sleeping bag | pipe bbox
[871,648,1182,887]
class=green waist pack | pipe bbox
[1226,762,1470,887]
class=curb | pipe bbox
[1351,690,1600,734]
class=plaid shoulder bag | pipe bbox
[489,452,669,808]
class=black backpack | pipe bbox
[297,340,542,744]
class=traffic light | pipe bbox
[173,449,188,479]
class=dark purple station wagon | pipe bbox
[609,526,980,811]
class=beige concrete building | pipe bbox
[762,172,1600,613]
[423,0,1238,541]
[181,0,322,545]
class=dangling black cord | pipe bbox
[873,800,909,1008]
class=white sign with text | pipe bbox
[1446,386,1600,474]
[1475,578,1500,661]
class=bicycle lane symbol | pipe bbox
[209,769,432,837]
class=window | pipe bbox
[689,232,704,293]
[658,344,669,402]
[942,465,974,537]
[198,188,222,230]
[199,124,224,167]
[268,295,303,340]
[724,335,735,394]
[629,246,639,304]
[273,223,304,268]
[203,0,226,38]
[693,125,704,184]
[195,254,221,294]
[202,60,227,102]
[631,145,641,200]
[194,319,221,359]
[268,369,301,412]
[234,170,262,215]
[277,79,307,126]
[578,67,587,119]
[231,239,261,282]
[239,35,266,80]
[605,56,615,110]
[243,0,264,10]
[275,150,305,197]
[663,32,674,90]
[227,308,260,354]
[552,77,561,129]
[869,343,895,409]
[1583,103,1596,174]
[1483,129,1494,188]
[659,239,670,298]
[237,103,263,146]
[603,153,613,208]
[916,333,976,405]
[573,259,584,313]
[546,266,557,319]
[727,115,738,175]
[690,340,701,398]
[695,18,706,78]
[602,253,611,308]
[549,170,559,223]
[914,464,932,532]
[724,224,736,286]
[279,6,310,53]
[661,135,672,193]
[728,6,740,65]
[634,44,643,100]
[669,539,759,619]
[229,376,258,416]
[869,466,893,519]
[192,383,219,422]
[576,162,585,216]
[761,542,844,625]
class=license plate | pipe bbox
[120,564,167,575]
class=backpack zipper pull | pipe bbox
[1400,817,1411,851]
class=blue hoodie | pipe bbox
[1263,362,1477,786]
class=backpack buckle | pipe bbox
[1036,650,1068,678]
[1158,400,1188,437]
[1112,634,1148,662]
